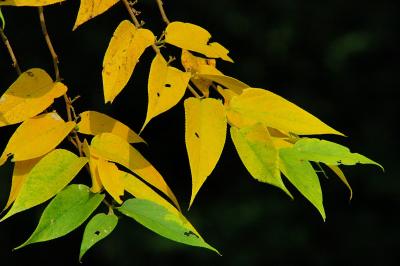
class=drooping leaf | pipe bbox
[73,0,119,30]
[165,21,233,62]
[227,88,344,136]
[97,159,124,204]
[79,213,118,261]
[82,140,103,193]
[118,199,219,254]
[279,148,325,220]
[102,20,155,103]
[0,149,88,222]
[90,133,180,210]
[0,68,67,127]
[290,138,383,169]
[15,184,104,249]
[142,54,191,130]
[0,0,65,6]
[78,111,144,143]
[184,97,226,207]
[0,112,75,166]
[230,125,291,197]
[327,165,353,200]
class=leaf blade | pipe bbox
[73,0,119,30]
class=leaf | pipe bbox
[327,165,353,200]
[79,213,118,261]
[102,20,155,103]
[90,133,180,210]
[0,68,67,127]
[0,8,5,29]
[0,149,88,222]
[15,184,104,249]
[142,54,191,131]
[279,148,325,220]
[291,138,383,169]
[0,0,65,6]
[227,88,344,136]
[97,159,124,204]
[118,199,219,254]
[165,21,233,62]
[0,112,75,166]
[184,98,226,207]
[3,158,41,211]
[230,125,291,197]
[73,0,119,30]
[78,111,144,144]
[82,140,103,193]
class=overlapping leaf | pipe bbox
[142,54,190,130]
[184,98,226,207]
[327,165,353,200]
[73,0,119,30]
[0,68,67,127]
[0,0,65,6]
[102,20,155,103]
[82,139,103,193]
[165,21,233,62]
[0,112,75,166]
[97,159,124,204]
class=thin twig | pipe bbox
[0,27,22,75]
[187,84,201,98]
[156,0,170,25]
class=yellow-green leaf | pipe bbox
[142,54,191,131]
[184,98,226,208]
[73,0,119,30]
[97,159,124,204]
[0,0,65,6]
[165,21,233,62]
[82,140,103,193]
[327,165,353,200]
[0,68,67,127]
[78,111,144,144]
[102,20,155,103]
[0,149,88,222]
[227,88,344,135]
[230,125,291,197]
[0,112,75,166]
[90,133,180,210]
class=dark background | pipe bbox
[0,0,397,265]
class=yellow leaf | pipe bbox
[0,68,67,127]
[73,0,119,30]
[90,133,180,210]
[0,112,75,166]
[217,86,239,106]
[0,0,65,6]
[327,164,353,200]
[142,54,191,131]
[227,88,344,135]
[82,140,103,193]
[102,20,155,103]
[78,111,144,144]
[97,159,124,204]
[165,21,233,62]
[184,98,227,208]
[3,158,41,211]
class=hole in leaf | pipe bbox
[195,132,200,138]
[94,231,100,236]
[157,92,160,97]
[184,231,199,238]
[164,83,171,88]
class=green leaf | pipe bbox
[292,138,383,170]
[279,148,325,220]
[0,8,5,29]
[15,184,104,250]
[230,125,292,197]
[1,149,88,222]
[118,199,219,254]
[79,213,118,261]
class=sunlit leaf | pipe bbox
[14,184,104,249]
[0,0,65,6]
[142,54,190,131]
[0,149,88,222]
[0,112,75,166]
[97,159,124,204]
[73,0,119,30]
[0,68,67,127]
[279,148,325,220]
[165,21,233,62]
[79,213,118,261]
[327,165,353,200]
[90,133,180,210]
[227,88,344,136]
[230,124,291,197]
[118,199,219,254]
[102,20,155,103]
[82,140,103,193]
[184,97,226,207]
[78,111,144,144]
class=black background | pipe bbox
[0,0,398,265]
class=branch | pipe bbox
[0,27,22,75]
[156,0,170,25]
